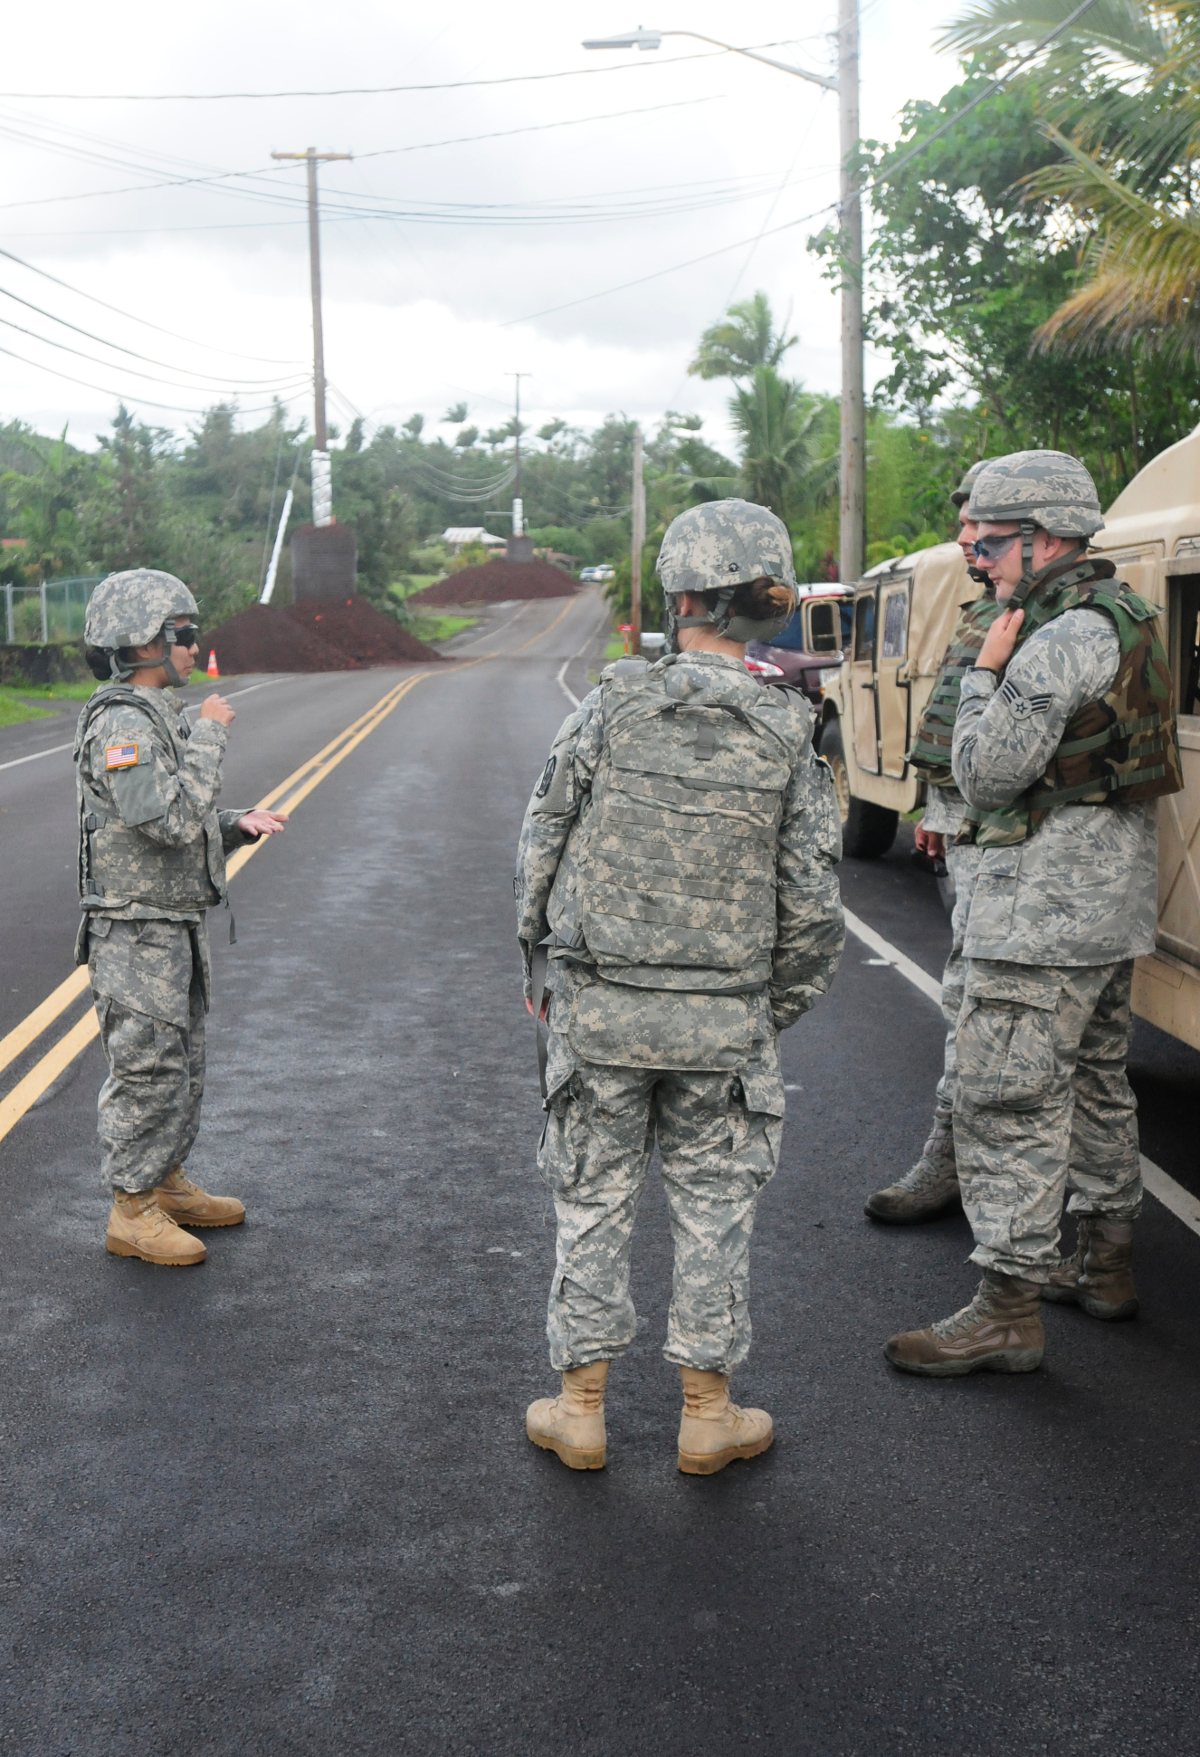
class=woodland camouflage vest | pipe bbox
[909,589,1002,787]
[74,686,224,912]
[551,660,802,991]
[959,559,1183,849]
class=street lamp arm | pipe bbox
[581,28,837,92]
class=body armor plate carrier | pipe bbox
[958,559,1183,848]
[75,686,224,913]
[909,591,1002,787]
[548,661,801,991]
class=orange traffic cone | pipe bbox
[207,651,219,679]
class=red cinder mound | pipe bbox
[207,603,358,675]
[412,558,579,606]
[286,599,444,665]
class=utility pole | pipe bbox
[506,371,531,541]
[630,426,645,654]
[271,146,351,527]
[581,24,864,585]
[837,0,865,588]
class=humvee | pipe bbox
[811,426,1200,1053]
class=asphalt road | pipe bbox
[1,591,1198,1755]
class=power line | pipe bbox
[0,307,308,397]
[0,244,302,365]
[0,42,792,101]
[0,338,298,416]
[0,280,308,386]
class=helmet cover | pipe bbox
[656,498,797,647]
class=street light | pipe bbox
[584,14,864,587]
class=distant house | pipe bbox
[442,527,505,552]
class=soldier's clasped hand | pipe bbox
[199,693,236,726]
[974,607,1024,675]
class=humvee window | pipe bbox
[881,589,909,661]
[853,593,876,662]
[806,601,841,654]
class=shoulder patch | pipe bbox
[535,754,557,798]
[999,680,1053,721]
[105,742,140,770]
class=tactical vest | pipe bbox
[75,686,224,912]
[959,559,1183,848]
[548,659,800,991]
[908,591,1002,787]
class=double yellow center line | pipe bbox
[0,670,428,1148]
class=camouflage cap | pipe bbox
[966,450,1105,537]
[950,460,986,508]
[85,569,198,651]
[656,498,797,598]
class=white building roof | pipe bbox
[443,526,505,547]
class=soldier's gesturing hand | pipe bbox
[200,693,235,727]
[974,607,1024,675]
[236,810,288,839]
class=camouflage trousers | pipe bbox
[953,958,1142,1281]
[933,841,984,1122]
[537,995,785,1375]
[89,918,207,1195]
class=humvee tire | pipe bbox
[818,720,899,860]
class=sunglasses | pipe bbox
[972,532,1021,563]
[171,626,201,648]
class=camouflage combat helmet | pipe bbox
[950,460,986,509]
[967,451,1105,607]
[656,498,797,651]
[85,568,199,685]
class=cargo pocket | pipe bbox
[957,966,1063,1111]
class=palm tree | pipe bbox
[688,291,797,381]
[941,1,1200,358]
[693,368,836,520]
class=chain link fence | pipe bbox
[3,577,106,645]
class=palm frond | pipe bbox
[1022,124,1200,352]
[938,0,1170,69]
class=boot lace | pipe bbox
[929,1299,984,1342]
[897,1149,956,1196]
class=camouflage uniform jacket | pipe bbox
[75,686,252,931]
[952,611,1157,965]
[516,652,844,1034]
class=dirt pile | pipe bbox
[412,558,579,606]
[286,599,444,665]
[206,599,443,674]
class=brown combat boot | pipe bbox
[526,1362,609,1470]
[677,1368,773,1475]
[1043,1218,1138,1321]
[106,1190,206,1266]
[864,1114,961,1223]
[155,1166,245,1229]
[884,1268,1044,1377]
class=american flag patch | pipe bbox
[105,743,139,769]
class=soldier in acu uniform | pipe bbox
[515,500,844,1471]
[77,570,286,1266]
[886,453,1182,1376]
[866,460,1003,1223]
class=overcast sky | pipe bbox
[0,1,969,456]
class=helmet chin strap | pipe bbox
[1006,526,1085,610]
[668,586,736,652]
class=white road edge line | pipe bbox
[0,679,293,775]
[556,659,580,709]
[843,905,1200,1243]
[0,741,72,772]
[843,906,943,1006]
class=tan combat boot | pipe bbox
[677,1368,773,1475]
[106,1190,206,1266]
[884,1268,1044,1377]
[864,1114,961,1224]
[1043,1218,1138,1321]
[155,1166,245,1228]
[526,1362,609,1470]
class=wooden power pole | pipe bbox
[837,0,865,588]
[271,145,351,525]
[630,426,645,654]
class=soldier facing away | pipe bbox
[77,570,286,1266]
[865,459,1003,1223]
[885,452,1182,1376]
[515,499,844,1472]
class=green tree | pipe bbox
[688,290,797,380]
